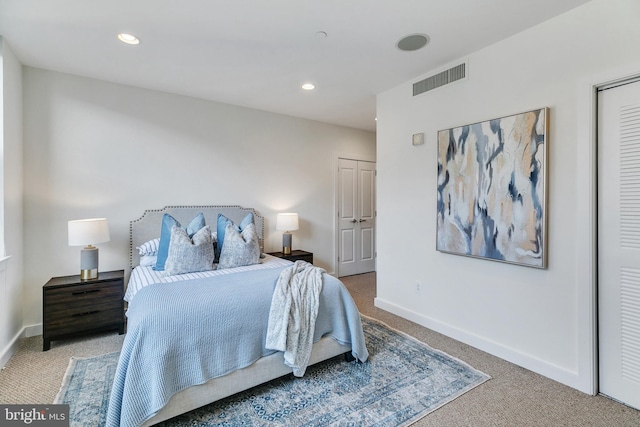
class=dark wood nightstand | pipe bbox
[267,250,313,264]
[42,270,125,351]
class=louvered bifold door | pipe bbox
[598,79,640,410]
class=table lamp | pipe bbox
[276,213,299,255]
[68,218,110,280]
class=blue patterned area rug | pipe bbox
[55,317,489,426]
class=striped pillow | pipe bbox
[136,238,160,256]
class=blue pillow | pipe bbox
[154,213,206,271]
[215,212,253,260]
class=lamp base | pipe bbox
[80,268,98,280]
[80,246,99,281]
[282,232,292,255]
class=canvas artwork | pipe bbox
[436,108,548,268]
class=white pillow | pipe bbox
[139,255,157,267]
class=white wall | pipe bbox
[0,37,24,366]
[376,0,640,393]
[22,68,375,330]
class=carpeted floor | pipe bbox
[55,318,489,426]
[2,272,640,426]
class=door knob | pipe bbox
[359,219,366,222]
[351,219,357,223]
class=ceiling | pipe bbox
[0,0,590,131]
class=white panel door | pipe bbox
[598,79,640,410]
[357,160,376,273]
[339,159,358,275]
[338,159,376,277]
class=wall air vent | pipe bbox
[413,62,467,96]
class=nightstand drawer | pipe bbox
[45,298,123,323]
[46,307,124,335]
[44,280,122,312]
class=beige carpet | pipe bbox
[2,272,640,426]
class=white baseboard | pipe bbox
[0,324,43,369]
[374,297,580,390]
[24,323,43,338]
[0,328,25,369]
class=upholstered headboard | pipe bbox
[129,205,264,270]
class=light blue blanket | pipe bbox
[105,266,368,427]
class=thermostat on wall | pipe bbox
[412,132,425,146]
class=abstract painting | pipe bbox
[436,108,548,268]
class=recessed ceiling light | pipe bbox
[117,33,140,45]
[301,83,315,91]
[396,34,429,51]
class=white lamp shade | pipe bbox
[68,218,110,246]
[276,213,299,231]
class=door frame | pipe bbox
[333,152,376,278]
[577,63,640,395]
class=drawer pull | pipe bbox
[72,289,101,296]
[72,310,100,317]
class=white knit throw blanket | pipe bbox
[266,260,325,376]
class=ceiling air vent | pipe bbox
[413,62,466,96]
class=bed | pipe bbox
[106,206,369,427]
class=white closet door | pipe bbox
[337,159,376,277]
[598,79,640,410]
[357,160,376,274]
